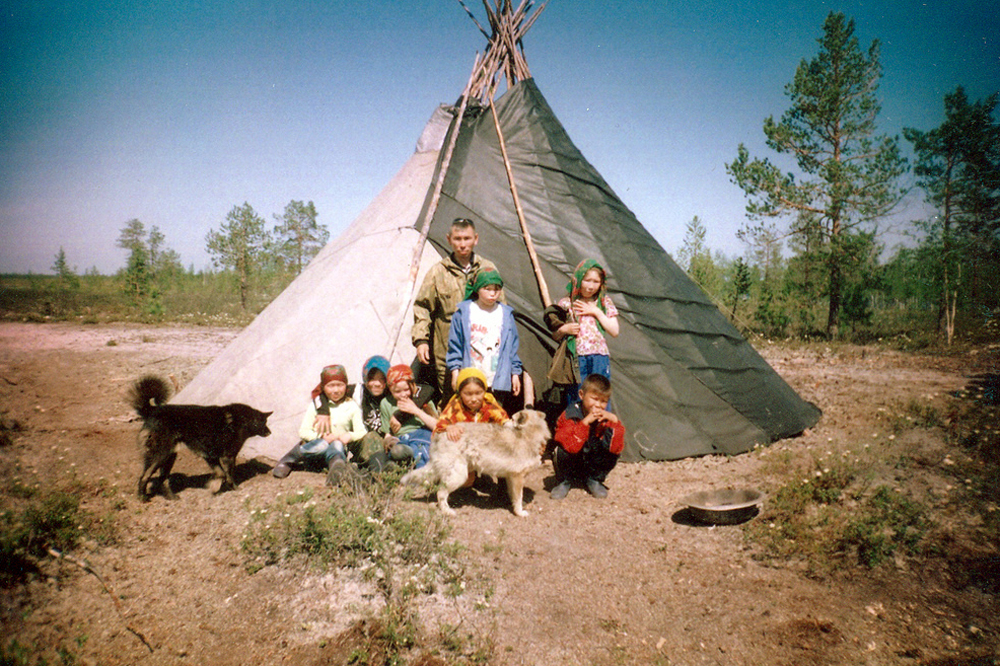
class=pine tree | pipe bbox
[728,258,752,321]
[116,219,151,303]
[904,87,1000,340]
[727,12,907,338]
[51,247,79,289]
[206,203,271,310]
[273,200,328,275]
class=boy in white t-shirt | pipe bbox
[445,269,523,415]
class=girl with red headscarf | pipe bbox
[272,364,366,484]
[379,364,438,468]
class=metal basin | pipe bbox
[678,488,764,525]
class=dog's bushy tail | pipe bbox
[399,464,436,487]
[129,375,171,420]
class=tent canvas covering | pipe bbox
[176,3,820,462]
[176,79,820,463]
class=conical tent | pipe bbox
[174,108,451,460]
[176,1,820,463]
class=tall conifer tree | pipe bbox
[904,87,1000,338]
[727,12,907,337]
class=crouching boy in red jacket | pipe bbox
[550,373,625,500]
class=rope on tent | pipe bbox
[490,99,552,308]
[388,53,482,358]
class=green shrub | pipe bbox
[1,492,81,585]
[841,486,930,568]
[0,484,118,587]
[240,475,484,664]
[241,473,460,597]
[744,453,932,574]
[0,640,37,666]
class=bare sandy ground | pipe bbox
[1,322,997,665]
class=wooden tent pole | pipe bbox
[490,99,552,308]
[389,54,481,357]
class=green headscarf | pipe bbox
[463,268,504,300]
[567,259,607,302]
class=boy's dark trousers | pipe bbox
[553,443,618,485]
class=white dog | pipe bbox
[401,410,550,516]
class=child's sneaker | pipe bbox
[585,479,608,499]
[550,480,571,500]
[325,458,350,486]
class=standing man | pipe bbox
[412,218,500,405]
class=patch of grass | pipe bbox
[241,469,462,599]
[940,386,1000,592]
[877,397,945,434]
[7,477,38,499]
[745,450,933,574]
[841,486,931,568]
[0,640,36,666]
[1,637,85,666]
[438,622,496,664]
[326,603,497,666]
[1,491,82,585]
[947,394,1000,463]
[241,471,497,664]
[0,272,289,325]
[0,479,119,587]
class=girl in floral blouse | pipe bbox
[434,367,510,440]
[553,259,619,404]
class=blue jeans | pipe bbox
[300,438,346,465]
[398,429,432,469]
[566,354,612,406]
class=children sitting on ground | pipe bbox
[272,364,366,485]
[550,373,625,500]
[311,355,396,473]
[552,259,619,404]
[351,355,397,472]
[446,268,524,415]
[380,364,439,469]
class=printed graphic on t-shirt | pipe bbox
[469,303,503,387]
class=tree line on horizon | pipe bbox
[686,12,998,344]
[24,12,1000,344]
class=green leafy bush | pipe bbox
[841,486,930,568]
[2,492,83,586]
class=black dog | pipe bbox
[129,375,271,501]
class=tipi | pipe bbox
[176,0,820,462]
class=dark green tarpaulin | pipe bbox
[420,79,821,461]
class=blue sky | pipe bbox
[1,1,997,275]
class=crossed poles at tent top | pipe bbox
[391,0,551,357]
[459,0,547,104]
